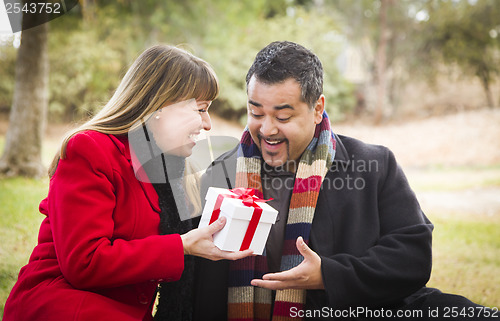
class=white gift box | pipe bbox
[198,187,278,255]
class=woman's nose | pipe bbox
[201,112,212,131]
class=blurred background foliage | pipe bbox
[0,0,499,123]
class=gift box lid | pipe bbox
[204,187,278,224]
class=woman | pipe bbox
[3,45,252,321]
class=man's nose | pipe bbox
[260,117,278,137]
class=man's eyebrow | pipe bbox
[274,104,294,111]
[248,100,295,111]
[248,100,262,107]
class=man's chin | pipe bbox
[262,157,287,168]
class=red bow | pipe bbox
[209,188,272,251]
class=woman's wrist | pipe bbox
[180,233,191,255]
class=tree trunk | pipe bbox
[374,0,390,124]
[477,67,495,109]
[483,80,495,109]
[0,12,49,177]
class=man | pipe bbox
[192,41,497,320]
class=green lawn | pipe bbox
[0,177,47,316]
[427,213,500,308]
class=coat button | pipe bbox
[138,293,150,305]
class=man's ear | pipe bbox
[313,95,325,124]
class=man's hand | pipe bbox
[250,236,324,290]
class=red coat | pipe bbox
[3,131,185,321]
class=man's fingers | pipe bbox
[296,236,311,258]
[251,279,289,290]
[262,269,297,281]
[250,238,324,290]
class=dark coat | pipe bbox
[192,134,434,320]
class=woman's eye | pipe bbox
[197,102,210,113]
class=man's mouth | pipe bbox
[261,137,286,151]
[264,138,284,145]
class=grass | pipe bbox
[427,213,500,308]
[0,177,48,316]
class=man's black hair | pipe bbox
[245,41,323,107]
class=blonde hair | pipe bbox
[49,44,219,216]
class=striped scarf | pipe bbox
[228,111,336,321]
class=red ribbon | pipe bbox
[209,188,272,251]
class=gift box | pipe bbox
[198,187,278,255]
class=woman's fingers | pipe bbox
[181,216,254,261]
[206,216,226,234]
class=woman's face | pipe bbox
[149,99,212,157]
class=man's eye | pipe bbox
[251,113,263,118]
[277,116,291,122]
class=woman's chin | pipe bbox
[180,149,193,157]
[164,147,192,158]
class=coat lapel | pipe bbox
[110,134,161,213]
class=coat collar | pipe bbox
[332,133,349,164]
[109,134,160,213]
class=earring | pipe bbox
[155,115,160,120]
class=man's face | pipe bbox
[246,76,324,172]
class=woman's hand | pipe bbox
[181,216,254,261]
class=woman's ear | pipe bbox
[314,95,325,124]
